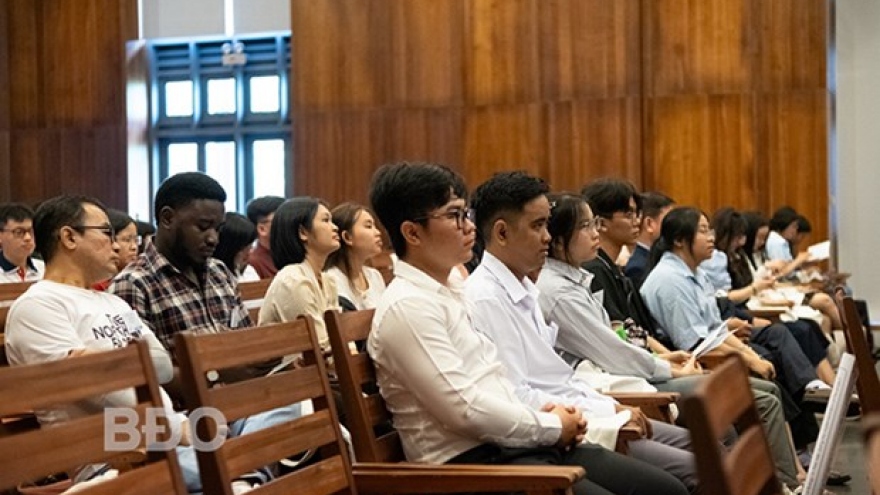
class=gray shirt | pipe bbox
[536,258,672,383]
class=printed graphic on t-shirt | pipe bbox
[91,310,145,348]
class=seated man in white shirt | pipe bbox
[464,171,698,493]
[367,162,689,495]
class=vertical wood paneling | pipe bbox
[290,0,391,110]
[0,0,10,199]
[538,0,641,100]
[646,95,758,212]
[463,0,540,105]
[291,0,830,240]
[389,0,463,107]
[757,0,829,92]
[762,91,829,241]
[644,0,755,96]
[462,104,545,184]
[0,0,136,207]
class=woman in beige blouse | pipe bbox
[259,197,340,351]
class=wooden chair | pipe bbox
[0,340,188,494]
[834,287,880,415]
[324,309,672,459]
[862,412,880,494]
[682,356,782,495]
[238,278,271,303]
[176,316,584,495]
[0,280,34,304]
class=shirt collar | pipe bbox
[393,259,458,295]
[544,257,594,287]
[0,251,37,272]
[480,251,537,306]
[660,251,705,283]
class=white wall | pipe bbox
[836,0,880,320]
[140,0,289,39]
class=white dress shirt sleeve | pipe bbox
[371,296,563,448]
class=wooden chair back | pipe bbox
[0,281,34,304]
[863,413,880,494]
[324,309,404,463]
[238,278,271,303]
[0,340,187,494]
[683,356,782,495]
[175,317,356,495]
[834,287,880,415]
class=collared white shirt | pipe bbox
[0,252,43,283]
[368,260,562,464]
[465,252,617,419]
[537,257,672,383]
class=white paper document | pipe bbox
[807,240,830,261]
[691,319,730,358]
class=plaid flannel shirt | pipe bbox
[107,242,252,355]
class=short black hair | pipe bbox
[369,162,468,258]
[270,197,327,268]
[547,193,587,266]
[581,178,640,219]
[638,191,675,220]
[768,206,799,233]
[214,212,257,273]
[796,215,812,234]
[0,202,34,229]
[471,171,549,246]
[245,196,286,224]
[33,195,106,263]
[106,208,135,234]
[154,172,226,219]
[136,220,156,238]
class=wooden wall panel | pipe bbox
[292,0,830,240]
[545,98,642,190]
[762,91,830,244]
[0,0,9,199]
[290,0,391,110]
[645,95,758,212]
[757,0,829,91]
[464,0,540,105]
[644,0,755,96]
[462,104,545,184]
[389,0,463,107]
[537,0,641,100]
[0,0,137,207]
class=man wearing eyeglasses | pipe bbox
[0,202,44,283]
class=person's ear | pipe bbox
[298,225,309,244]
[58,226,78,251]
[400,221,421,248]
[157,206,175,229]
[492,219,508,245]
[257,221,271,237]
[341,230,354,246]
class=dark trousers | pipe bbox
[784,318,829,367]
[448,443,688,495]
[750,323,817,397]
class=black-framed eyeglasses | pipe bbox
[616,208,642,221]
[71,225,116,242]
[0,227,34,239]
[413,208,474,230]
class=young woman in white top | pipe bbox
[259,197,340,351]
[324,202,386,311]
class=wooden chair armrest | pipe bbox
[610,392,680,423]
[353,462,583,494]
[749,308,786,322]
